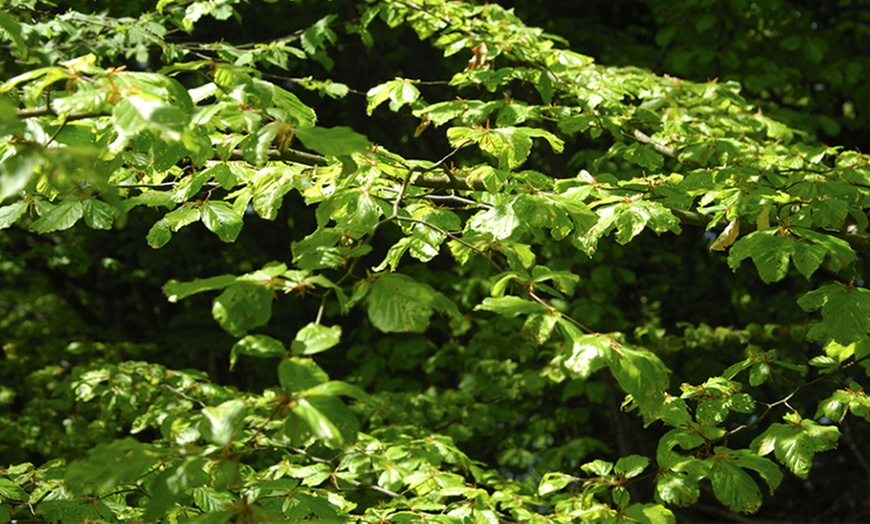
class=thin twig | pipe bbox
[420,145,465,173]
[161,384,207,409]
[528,291,593,333]
[116,182,180,188]
[392,215,501,270]
[393,168,415,218]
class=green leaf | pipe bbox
[558,320,609,379]
[323,189,382,237]
[657,429,705,470]
[791,241,827,279]
[727,230,794,283]
[709,457,762,514]
[147,219,172,248]
[558,114,596,134]
[201,400,247,446]
[0,478,28,502]
[467,200,522,240]
[291,397,343,445]
[291,323,342,355]
[581,459,613,476]
[366,273,465,334]
[624,144,664,171]
[38,500,117,523]
[793,228,854,268]
[201,201,244,242]
[212,283,273,336]
[623,503,676,524]
[751,414,840,479]
[109,96,188,154]
[0,201,27,229]
[239,121,283,166]
[366,78,420,115]
[64,438,157,496]
[615,455,650,478]
[255,78,317,126]
[537,472,576,496]
[29,200,84,233]
[163,274,238,302]
[608,344,670,418]
[251,166,297,220]
[579,201,680,254]
[230,334,287,370]
[0,11,26,57]
[192,486,237,513]
[164,204,202,232]
[656,470,700,507]
[292,228,346,270]
[301,13,338,57]
[523,310,561,345]
[722,358,754,380]
[306,394,359,445]
[475,296,550,317]
[82,199,116,230]
[446,126,562,170]
[798,284,870,345]
[613,201,680,244]
[816,389,870,422]
[294,126,371,157]
[144,459,207,522]
[726,447,783,494]
[303,381,373,404]
[278,357,329,393]
[749,361,770,386]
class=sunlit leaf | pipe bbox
[294,126,371,157]
[292,322,342,355]
[201,400,247,446]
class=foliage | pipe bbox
[1,0,870,522]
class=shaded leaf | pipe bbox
[798,284,870,345]
[0,201,27,229]
[278,357,329,393]
[212,283,273,336]
[29,200,84,233]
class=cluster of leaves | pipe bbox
[1,0,870,522]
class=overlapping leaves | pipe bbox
[1,0,869,522]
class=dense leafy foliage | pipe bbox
[2,0,870,522]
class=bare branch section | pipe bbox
[628,127,681,159]
[413,174,486,191]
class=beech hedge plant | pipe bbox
[1,1,869,522]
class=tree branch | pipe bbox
[670,208,870,257]
[227,148,329,166]
[413,173,486,191]
[626,127,681,160]
[16,107,106,122]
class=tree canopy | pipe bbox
[1,0,870,522]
